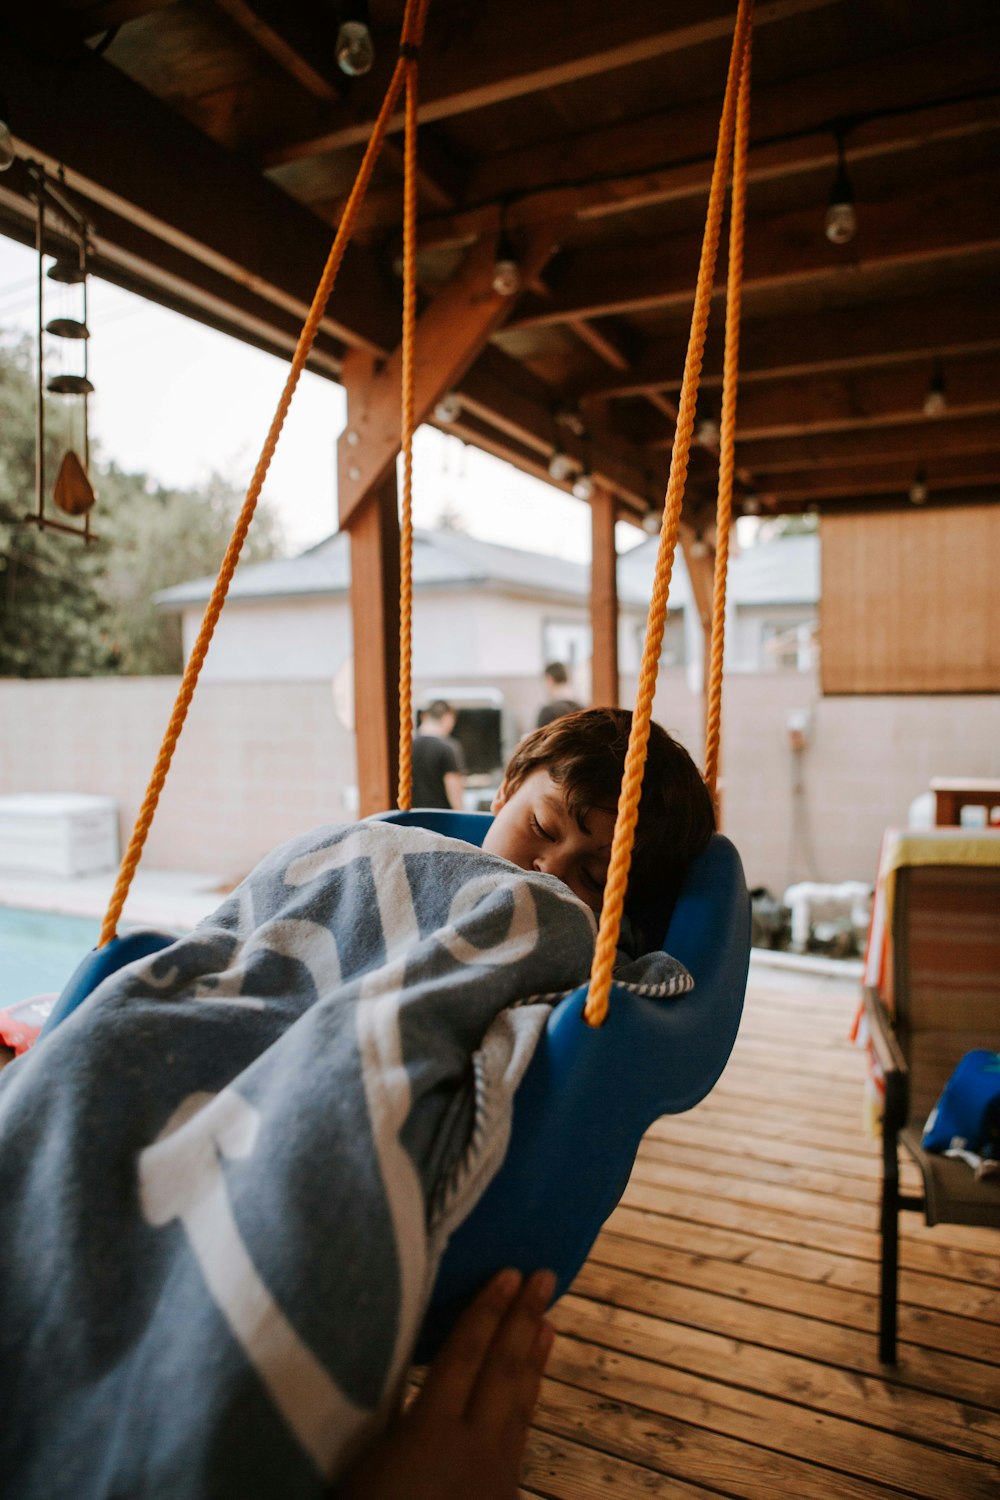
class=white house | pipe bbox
[157,526,819,736]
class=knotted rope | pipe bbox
[584,0,753,1026]
[100,0,431,945]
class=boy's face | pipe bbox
[483,768,616,913]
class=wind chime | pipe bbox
[26,163,98,542]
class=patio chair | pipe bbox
[863,860,1000,1364]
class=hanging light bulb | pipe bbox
[555,403,587,438]
[571,470,595,502]
[0,91,14,172]
[923,361,946,418]
[909,466,929,506]
[547,450,574,484]
[492,227,521,297]
[825,133,857,245]
[433,391,462,424]
[642,508,661,535]
[695,411,720,448]
[336,2,374,76]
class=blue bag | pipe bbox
[922,1049,1000,1158]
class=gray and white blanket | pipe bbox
[0,820,692,1499]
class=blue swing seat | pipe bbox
[374,811,750,1358]
[38,810,749,1362]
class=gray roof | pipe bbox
[619,531,818,608]
[156,525,818,612]
[157,526,650,610]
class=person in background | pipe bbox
[535,661,583,729]
[411,700,466,810]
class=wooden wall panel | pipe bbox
[820,506,1000,694]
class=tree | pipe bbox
[0,337,113,676]
[0,336,285,677]
[96,464,284,674]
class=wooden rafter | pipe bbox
[733,352,1000,442]
[465,27,1000,215]
[405,94,999,257]
[756,454,1000,505]
[580,287,1000,399]
[336,225,573,528]
[511,169,1000,329]
[263,0,839,164]
[2,34,400,355]
[735,413,1000,474]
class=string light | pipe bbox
[491,226,521,297]
[433,391,461,424]
[0,91,13,172]
[547,450,574,484]
[571,470,595,502]
[923,361,946,417]
[336,2,374,76]
[695,411,720,448]
[642,509,661,535]
[825,132,857,245]
[909,466,928,505]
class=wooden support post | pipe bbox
[337,228,569,813]
[590,485,619,706]
[342,351,401,816]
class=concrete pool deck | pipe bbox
[0,866,226,933]
[0,864,865,985]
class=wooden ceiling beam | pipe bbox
[456,348,663,516]
[337,224,571,527]
[754,453,1000,504]
[737,413,1000,474]
[770,486,998,516]
[733,352,1000,441]
[401,92,1000,255]
[2,34,401,356]
[579,287,1000,399]
[63,0,171,35]
[0,164,345,378]
[207,0,341,102]
[465,25,1000,213]
[264,0,838,165]
[511,168,1000,329]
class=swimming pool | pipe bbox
[0,906,102,1007]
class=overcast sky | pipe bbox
[0,232,632,561]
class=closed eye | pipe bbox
[531,814,553,841]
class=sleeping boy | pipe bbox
[0,707,714,1500]
[482,704,716,934]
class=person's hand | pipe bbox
[338,1267,555,1500]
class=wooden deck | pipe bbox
[520,962,1000,1498]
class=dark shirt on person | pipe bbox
[536,697,584,729]
[411,734,465,808]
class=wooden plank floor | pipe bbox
[519,962,1000,1499]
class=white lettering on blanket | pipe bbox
[138,1089,365,1477]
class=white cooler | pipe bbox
[0,794,119,878]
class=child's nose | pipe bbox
[534,849,569,881]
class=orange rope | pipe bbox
[583,0,753,1027]
[703,23,752,806]
[396,30,421,810]
[99,0,429,946]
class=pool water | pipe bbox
[0,906,102,1007]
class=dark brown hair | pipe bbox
[503,706,715,906]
